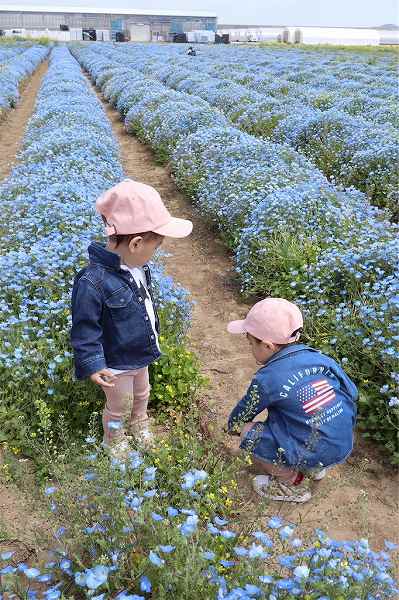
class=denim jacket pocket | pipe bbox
[105,286,134,320]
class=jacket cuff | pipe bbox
[75,355,107,380]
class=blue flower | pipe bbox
[140,575,152,593]
[149,551,164,567]
[267,516,284,529]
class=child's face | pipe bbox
[117,235,164,267]
[247,333,278,365]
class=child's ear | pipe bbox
[128,236,143,252]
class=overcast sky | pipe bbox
[5,0,399,26]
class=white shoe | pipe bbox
[253,475,312,503]
[129,418,155,448]
[309,468,327,481]
[105,438,131,461]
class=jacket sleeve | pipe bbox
[70,276,106,380]
[227,374,271,433]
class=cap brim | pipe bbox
[153,217,193,238]
[227,320,247,335]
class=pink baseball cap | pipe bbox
[96,179,193,238]
[227,298,303,345]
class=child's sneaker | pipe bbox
[105,438,131,461]
[309,467,327,481]
[129,418,155,448]
[252,475,312,503]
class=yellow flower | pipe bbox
[225,499,233,508]
[221,486,228,495]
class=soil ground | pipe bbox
[0,60,397,555]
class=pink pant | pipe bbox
[102,367,150,444]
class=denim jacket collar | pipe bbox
[88,241,122,271]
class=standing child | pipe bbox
[226,298,358,503]
[71,179,192,455]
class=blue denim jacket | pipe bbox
[71,242,161,380]
[228,344,358,469]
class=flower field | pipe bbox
[0,44,48,118]
[0,46,199,456]
[71,43,399,464]
[99,44,399,217]
[0,43,398,599]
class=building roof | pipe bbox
[0,4,217,17]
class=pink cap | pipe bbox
[227,298,303,344]
[96,179,193,238]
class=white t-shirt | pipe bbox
[109,265,159,374]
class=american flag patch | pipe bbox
[297,379,336,414]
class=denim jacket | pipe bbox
[71,242,161,379]
[228,344,358,468]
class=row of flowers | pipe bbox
[71,44,399,463]
[0,44,48,116]
[110,43,399,218]
[0,46,192,455]
[1,431,398,599]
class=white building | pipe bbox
[0,5,217,41]
[217,24,397,46]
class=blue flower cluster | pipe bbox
[0,44,48,114]
[0,46,191,450]
[1,443,398,599]
[105,43,398,216]
[71,43,398,461]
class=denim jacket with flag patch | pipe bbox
[228,344,358,468]
[71,242,161,380]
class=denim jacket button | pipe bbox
[139,297,143,302]
[151,335,155,339]
[145,316,149,320]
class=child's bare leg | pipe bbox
[241,422,298,484]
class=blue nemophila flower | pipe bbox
[258,575,273,584]
[55,527,66,538]
[234,546,249,557]
[167,506,179,517]
[0,551,14,560]
[202,551,216,560]
[252,531,273,547]
[384,540,398,551]
[248,544,268,560]
[220,529,237,540]
[129,451,144,468]
[214,516,229,526]
[143,489,156,498]
[0,565,16,574]
[293,565,310,578]
[116,593,144,600]
[151,512,164,522]
[181,469,208,490]
[268,516,283,529]
[24,567,41,579]
[220,559,236,568]
[159,545,175,553]
[143,466,157,482]
[84,471,97,481]
[59,558,71,572]
[107,420,122,430]
[149,550,165,567]
[279,525,295,539]
[45,486,57,495]
[140,575,152,593]
[180,514,199,537]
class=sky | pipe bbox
[4,0,399,26]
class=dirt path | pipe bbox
[0,60,49,548]
[98,92,398,550]
[0,60,48,180]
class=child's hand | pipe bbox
[90,369,117,388]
